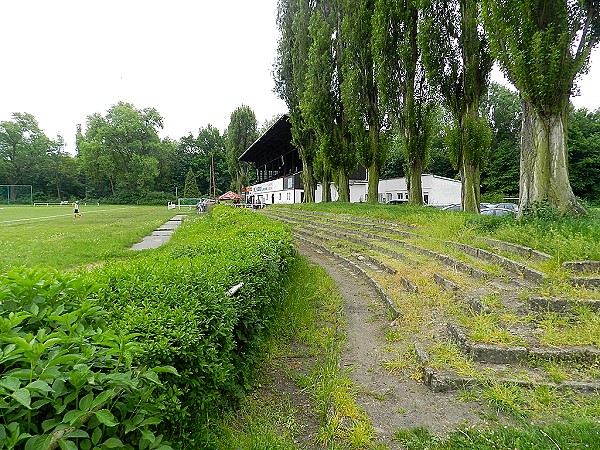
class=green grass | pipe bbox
[393,420,600,449]
[203,255,382,449]
[0,205,179,271]
[275,203,600,262]
[537,310,600,347]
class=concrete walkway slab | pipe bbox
[131,215,185,250]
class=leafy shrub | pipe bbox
[0,268,175,450]
[89,207,294,445]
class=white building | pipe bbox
[378,174,461,206]
[251,175,304,205]
[315,178,369,203]
[314,174,461,205]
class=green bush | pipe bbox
[0,268,175,450]
[90,207,294,445]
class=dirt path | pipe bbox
[296,242,488,448]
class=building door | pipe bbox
[271,194,275,204]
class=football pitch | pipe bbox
[0,205,182,271]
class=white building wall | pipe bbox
[425,175,462,205]
[250,173,460,206]
[378,174,461,205]
[378,178,408,203]
[251,178,302,205]
[315,181,369,203]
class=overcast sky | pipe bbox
[1,1,599,155]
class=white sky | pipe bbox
[1,1,599,155]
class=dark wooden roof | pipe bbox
[238,114,296,167]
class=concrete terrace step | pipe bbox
[266,209,600,394]
[271,209,551,284]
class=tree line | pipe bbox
[274,0,599,214]
[1,91,598,207]
[0,103,262,204]
[1,0,599,210]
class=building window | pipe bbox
[287,192,291,200]
[397,193,401,199]
[424,194,429,204]
[279,193,282,200]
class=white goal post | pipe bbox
[0,185,33,205]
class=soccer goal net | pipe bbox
[0,185,33,205]
[177,198,202,210]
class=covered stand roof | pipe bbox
[238,114,296,167]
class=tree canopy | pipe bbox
[225,105,258,193]
[482,0,599,215]
[78,102,164,198]
[2,2,600,210]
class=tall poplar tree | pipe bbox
[481,0,599,215]
[420,0,493,212]
[225,105,258,193]
[341,0,386,204]
[302,1,356,202]
[275,0,319,202]
[373,0,435,206]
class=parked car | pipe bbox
[495,202,519,212]
[387,199,408,205]
[480,207,516,216]
[441,204,461,211]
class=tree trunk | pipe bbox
[519,100,584,215]
[407,158,424,206]
[337,168,350,202]
[367,163,380,204]
[458,104,484,213]
[321,162,331,202]
[367,127,380,204]
[301,157,316,203]
[461,158,480,212]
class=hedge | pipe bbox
[0,206,294,449]
[89,207,295,445]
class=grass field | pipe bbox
[0,204,181,271]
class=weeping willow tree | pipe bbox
[420,0,493,212]
[481,0,599,215]
[373,0,435,206]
